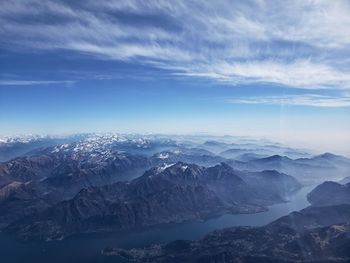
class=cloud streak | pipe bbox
[226,94,350,108]
[177,60,350,90]
[0,80,74,86]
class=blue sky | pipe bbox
[1,0,350,153]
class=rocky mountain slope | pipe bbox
[307,181,350,207]
[0,143,151,196]
[6,162,300,241]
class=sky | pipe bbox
[0,0,350,154]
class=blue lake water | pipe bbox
[0,185,315,263]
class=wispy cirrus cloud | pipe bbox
[226,94,350,108]
[1,0,350,105]
[0,80,74,86]
[176,60,350,90]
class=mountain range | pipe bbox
[5,162,300,240]
[0,134,349,255]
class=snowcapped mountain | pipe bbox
[7,162,301,241]
[0,133,179,162]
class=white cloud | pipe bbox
[0,80,74,86]
[226,94,350,107]
[1,0,350,91]
[179,59,350,89]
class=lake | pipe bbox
[0,185,315,263]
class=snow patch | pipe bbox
[157,152,169,159]
[157,163,175,173]
[181,165,188,171]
